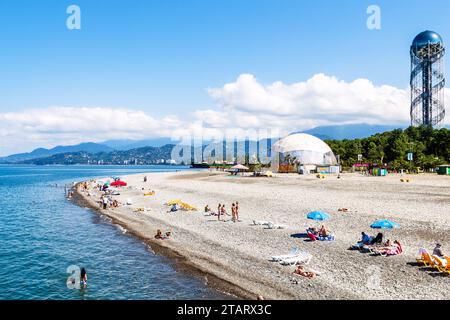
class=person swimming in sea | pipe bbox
[80,267,88,287]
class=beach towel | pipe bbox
[307,232,318,241]
[318,235,335,241]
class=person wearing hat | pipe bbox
[433,243,445,258]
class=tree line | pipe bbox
[325,126,450,170]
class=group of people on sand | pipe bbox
[307,225,332,238]
[155,229,172,240]
[99,195,121,210]
[204,202,241,222]
[351,232,403,255]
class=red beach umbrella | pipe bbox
[110,180,127,187]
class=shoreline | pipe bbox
[72,170,450,300]
[72,182,256,300]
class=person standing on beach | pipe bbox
[236,201,240,221]
[102,196,108,210]
[231,203,236,222]
[217,203,222,221]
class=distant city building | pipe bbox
[410,30,446,127]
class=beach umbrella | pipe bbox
[111,180,127,187]
[370,220,400,229]
[307,211,330,221]
[231,164,249,170]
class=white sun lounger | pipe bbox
[279,251,312,266]
[253,220,271,226]
[266,222,288,229]
[271,247,299,262]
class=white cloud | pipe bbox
[0,107,183,156]
[206,73,412,125]
[1,73,449,156]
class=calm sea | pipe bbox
[0,165,230,300]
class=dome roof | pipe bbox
[272,133,333,154]
[412,30,443,53]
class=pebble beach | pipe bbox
[74,171,450,300]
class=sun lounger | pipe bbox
[266,222,288,229]
[279,251,312,266]
[432,255,448,273]
[253,220,270,226]
[416,248,434,267]
[271,247,299,262]
[444,257,450,275]
[416,249,436,267]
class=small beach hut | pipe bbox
[372,168,388,176]
[230,164,249,175]
[437,165,450,175]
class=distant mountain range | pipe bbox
[302,124,407,140]
[2,123,447,165]
[101,138,179,150]
[0,142,115,163]
[20,145,176,166]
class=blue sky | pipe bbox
[0,0,450,155]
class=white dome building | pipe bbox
[272,133,338,173]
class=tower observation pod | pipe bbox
[410,30,445,127]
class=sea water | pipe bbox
[0,165,230,300]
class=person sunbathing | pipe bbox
[373,240,403,255]
[370,233,384,245]
[307,227,319,236]
[318,225,330,237]
[293,265,316,279]
[155,230,171,240]
[155,229,164,239]
[350,232,373,250]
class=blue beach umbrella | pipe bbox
[307,211,330,221]
[370,220,400,229]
